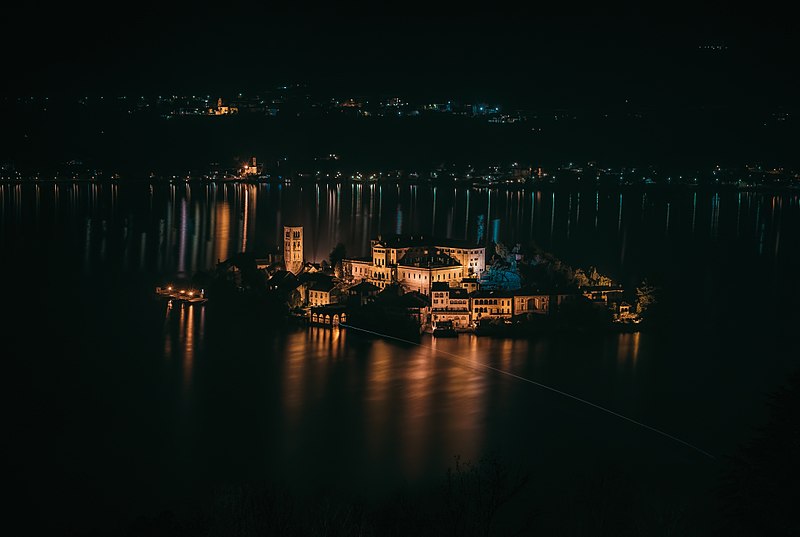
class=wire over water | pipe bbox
[340,323,716,460]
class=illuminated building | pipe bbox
[241,156,259,177]
[470,290,514,321]
[512,289,550,316]
[308,279,335,307]
[431,282,471,329]
[283,226,304,275]
[208,97,238,116]
[343,235,485,295]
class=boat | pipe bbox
[432,320,458,338]
[155,285,208,304]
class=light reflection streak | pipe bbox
[446,187,454,238]
[83,218,91,272]
[178,197,187,274]
[378,184,383,233]
[529,190,534,237]
[182,304,195,395]
[641,192,647,223]
[122,218,129,269]
[431,186,437,236]
[191,203,200,272]
[214,199,230,264]
[616,332,641,366]
[140,232,147,270]
[710,193,720,239]
[465,189,470,240]
[567,193,573,238]
[486,189,492,245]
[594,191,599,230]
[242,185,249,253]
[736,192,741,238]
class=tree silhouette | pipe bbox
[717,370,800,536]
[329,243,347,277]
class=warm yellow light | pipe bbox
[180,290,185,294]
[167,286,172,291]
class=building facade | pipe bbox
[431,282,471,329]
[512,290,551,316]
[308,280,335,307]
[470,290,514,322]
[344,235,485,296]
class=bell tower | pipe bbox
[283,226,304,275]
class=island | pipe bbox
[179,225,657,341]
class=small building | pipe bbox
[460,277,479,294]
[308,279,336,307]
[347,280,380,307]
[266,270,298,293]
[512,288,551,316]
[613,301,639,323]
[469,289,514,323]
[431,282,471,329]
[396,290,432,328]
[581,285,624,305]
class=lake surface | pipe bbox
[4,180,799,533]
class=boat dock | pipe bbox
[155,286,208,304]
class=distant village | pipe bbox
[199,225,649,338]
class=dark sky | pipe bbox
[5,8,798,109]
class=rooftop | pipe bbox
[309,279,336,292]
[348,281,380,293]
[398,252,461,268]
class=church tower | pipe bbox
[283,226,304,275]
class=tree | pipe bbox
[286,288,303,310]
[494,241,510,260]
[587,266,613,287]
[718,370,800,536]
[329,243,346,277]
[573,268,590,288]
[635,279,658,315]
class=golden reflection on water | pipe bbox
[402,344,438,480]
[616,332,641,366]
[162,302,203,400]
[282,327,350,434]
[182,304,195,393]
[358,334,493,480]
[214,200,230,264]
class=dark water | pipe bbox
[4,180,799,533]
